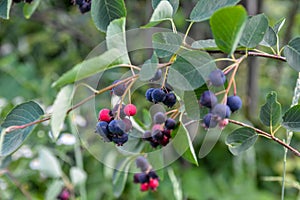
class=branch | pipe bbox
[228,119,300,157]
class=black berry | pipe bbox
[108,120,126,135]
[95,121,111,142]
[151,88,166,103]
[165,118,176,130]
[112,133,128,146]
[145,88,155,102]
[163,93,177,108]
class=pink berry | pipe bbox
[218,118,229,129]
[152,124,163,132]
[149,178,159,190]
[98,108,112,122]
[124,104,137,116]
[140,183,149,191]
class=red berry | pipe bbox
[160,135,169,146]
[124,104,137,116]
[149,178,159,190]
[98,109,112,122]
[140,183,149,191]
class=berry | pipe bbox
[112,104,126,119]
[162,129,171,138]
[165,118,176,130]
[152,124,163,131]
[143,131,152,141]
[151,88,166,103]
[150,140,160,148]
[150,69,162,81]
[140,183,149,191]
[211,104,231,119]
[79,1,91,13]
[145,88,155,102]
[138,173,149,184]
[199,90,218,108]
[134,173,142,183]
[227,95,242,112]
[122,118,132,132]
[203,113,218,128]
[163,93,177,108]
[95,121,111,142]
[219,118,229,129]
[108,120,126,135]
[152,129,164,141]
[136,156,150,172]
[148,171,159,179]
[153,112,166,124]
[112,80,127,96]
[209,69,226,87]
[149,178,159,190]
[112,133,128,146]
[57,188,70,200]
[124,104,137,116]
[98,108,112,122]
[160,135,169,146]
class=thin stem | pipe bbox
[214,58,235,62]
[228,119,300,157]
[170,19,177,34]
[183,21,194,44]
[117,64,141,71]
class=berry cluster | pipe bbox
[143,112,177,148]
[145,88,177,108]
[72,0,91,14]
[95,104,137,146]
[200,69,242,129]
[133,156,160,192]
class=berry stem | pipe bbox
[183,21,194,45]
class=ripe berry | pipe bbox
[209,69,226,87]
[140,183,149,191]
[98,108,112,122]
[150,69,162,81]
[143,131,153,141]
[138,173,149,184]
[149,178,159,190]
[95,121,111,142]
[136,156,150,172]
[203,113,218,128]
[112,133,128,146]
[146,88,155,102]
[122,118,132,132]
[124,104,137,116]
[79,1,91,13]
[150,140,160,148]
[199,90,218,108]
[108,120,126,135]
[153,112,166,124]
[211,104,231,119]
[134,173,142,183]
[163,93,177,108]
[165,118,176,130]
[112,80,127,96]
[151,88,166,103]
[148,171,159,179]
[152,129,164,141]
[227,95,242,112]
[162,129,171,138]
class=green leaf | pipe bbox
[259,91,281,127]
[273,17,286,34]
[284,37,300,72]
[152,0,179,14]
[282,105,300,132]
[45,180,64,200]
[226,127,258,156]
[112,157,134,198]
[260,26,277,47]
[210,5,247,55]
[38,147,62,178]
[91,0,126,32]
[52,48,123,88]
[50,85,74,140]
[183,90,201,120]
[23,0,41,19]
[139,52,159,81]
[70,167,87,186]
[168,50,215,90]
[0,101,44,156]
[106,17,130,64]
[0,0,12,19]
[152,32,182,58]
[190,0,240,22]
[240,14,268,48]
[172,120,198,166]
[191,39,218,50]
[142,0,173,28]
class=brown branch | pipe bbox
[228,119,300,157]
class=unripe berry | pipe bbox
[124,104,137,116]
[151,88,166,103]
[149,178,159,190]
[209,69,226,86]
[199,90,218,108]
[140,183,149,191]
[163,93,177,108]
[98,108,112,122]
[227,95,242,112]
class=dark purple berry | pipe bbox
[112,80,127,96]
[138,173,149,184]
[79,2,91,13]
[227,95,242,112]
[136,156,150,172]
[211,104,231,119]
[112,133,128,146]
[163,93,177,108]
[146,88,155,102]
[153,112,166,124]
[209,69,226,87]
[150,140,160,148]
[165,118,176,130]
[112,104,126,119]
[199,90,218,108]
[122,118,132,132]
[108,120,126,135]
[95,121,112,142]
[150,69,162,81]
[148,170,159,180]
[152,129,164,141]
[203,113,218,128]
[151,88,166,103]
[143,131,153,141]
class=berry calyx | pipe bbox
[98,108,112,122]
[209,69,226,87]
[227,95,242,112]
[124,104,137,116]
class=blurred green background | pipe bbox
[0,0,300,199]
